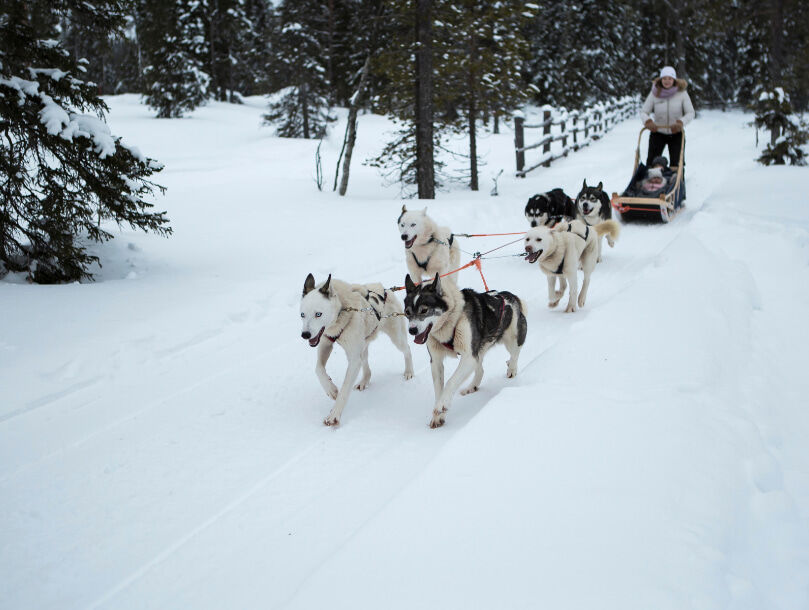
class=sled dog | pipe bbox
[397,206,461,283]
[524,188,577,227]
[575,180,615,261]
[524,219,618,312]
[300,273,414,426]
[403,273,527,428]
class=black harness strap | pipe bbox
[554,257,565,275]
[411,251,430,270]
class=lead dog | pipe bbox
[397,206,461,283]
[575,180,615,261]
[524,220,618,312]
[300,273,414,426]
[404,273,527,428]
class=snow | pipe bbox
[2,95,809,610]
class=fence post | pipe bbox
[584,113,589,140]
[572,114,578,150]
[514,115,525,177]
[542,109,551,168]
[560,119,567,156]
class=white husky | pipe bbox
[300,274,414,426]
[397,206,461,284]
[524,220,619,312]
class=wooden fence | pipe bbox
[514,96,640,177]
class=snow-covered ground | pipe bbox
[2,95,808,609]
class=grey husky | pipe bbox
[403,273,527,428]
[300,274,414,426]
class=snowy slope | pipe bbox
[1,96,808,610]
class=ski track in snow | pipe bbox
[1,98,807,609]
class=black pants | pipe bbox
[647,131,685,168]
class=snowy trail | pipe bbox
[2,99,807,609]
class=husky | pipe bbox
[524,188,577,228]
[575,180,615,261]
[403,273,527,428]
[300,273,414,426]
[523,219,618,313]
[397,206,461,284]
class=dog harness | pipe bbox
[440,295,507,352]
[411,234,454,271]
[567,224,590,241]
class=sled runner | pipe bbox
[611,126,685,223]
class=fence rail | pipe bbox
[514,96,640,177]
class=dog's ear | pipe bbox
[401,204,407,214]
[432,272,443,296]
[596,181,603,191]
[405,274,416,293]
[319,273,332,296]
[303,273,316,296]
[582,179,588,190]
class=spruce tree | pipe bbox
[263,0,331,139]
[0,0,171,283]
[440,0,534,190]
[753,87,808,165]
[139,0,210,118]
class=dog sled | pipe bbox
[611,126,685,223]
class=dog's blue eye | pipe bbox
[315,312,322,317]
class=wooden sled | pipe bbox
[611,126,685,223]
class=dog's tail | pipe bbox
[595,219,620,247]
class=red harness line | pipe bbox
[389,232,526,292]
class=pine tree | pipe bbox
[0,0,170,283]
[263,0,331,139]
[440,0,534,190]
[753,86,808,165]
[139,0,210,118]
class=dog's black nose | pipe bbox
[525,245,533,252]
[530,221,537,227]
[401,234,408,241]
[301,331,311,340]
[408,327,418,335]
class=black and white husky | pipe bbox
[300,274,414,426]
[403,273,527,428]
[397,206,461,284]
[575,180,615,261]
[524,188,577,227]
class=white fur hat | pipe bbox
[660,66,677,79]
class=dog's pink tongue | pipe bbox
[414,324,432,344]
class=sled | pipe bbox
[611,126,685,223]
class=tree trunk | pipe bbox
[339,57,372,196]
[301,82,310,139]
[414,0,435,199]
[769,0,785,84]
[467,31,478,191]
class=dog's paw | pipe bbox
[355,379,369,391]
[460,384,479,396]
[323,413,340,426]
[325,384,339,399]
[548,299,560,308]
[596,256,603,263]
[403,370,414,381]
[565,303,577,313]
[607,238,615,247]
[578,294,586,307]
[429,412,446,428]
[506,368,517,379]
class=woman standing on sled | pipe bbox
[640,66,695,172]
